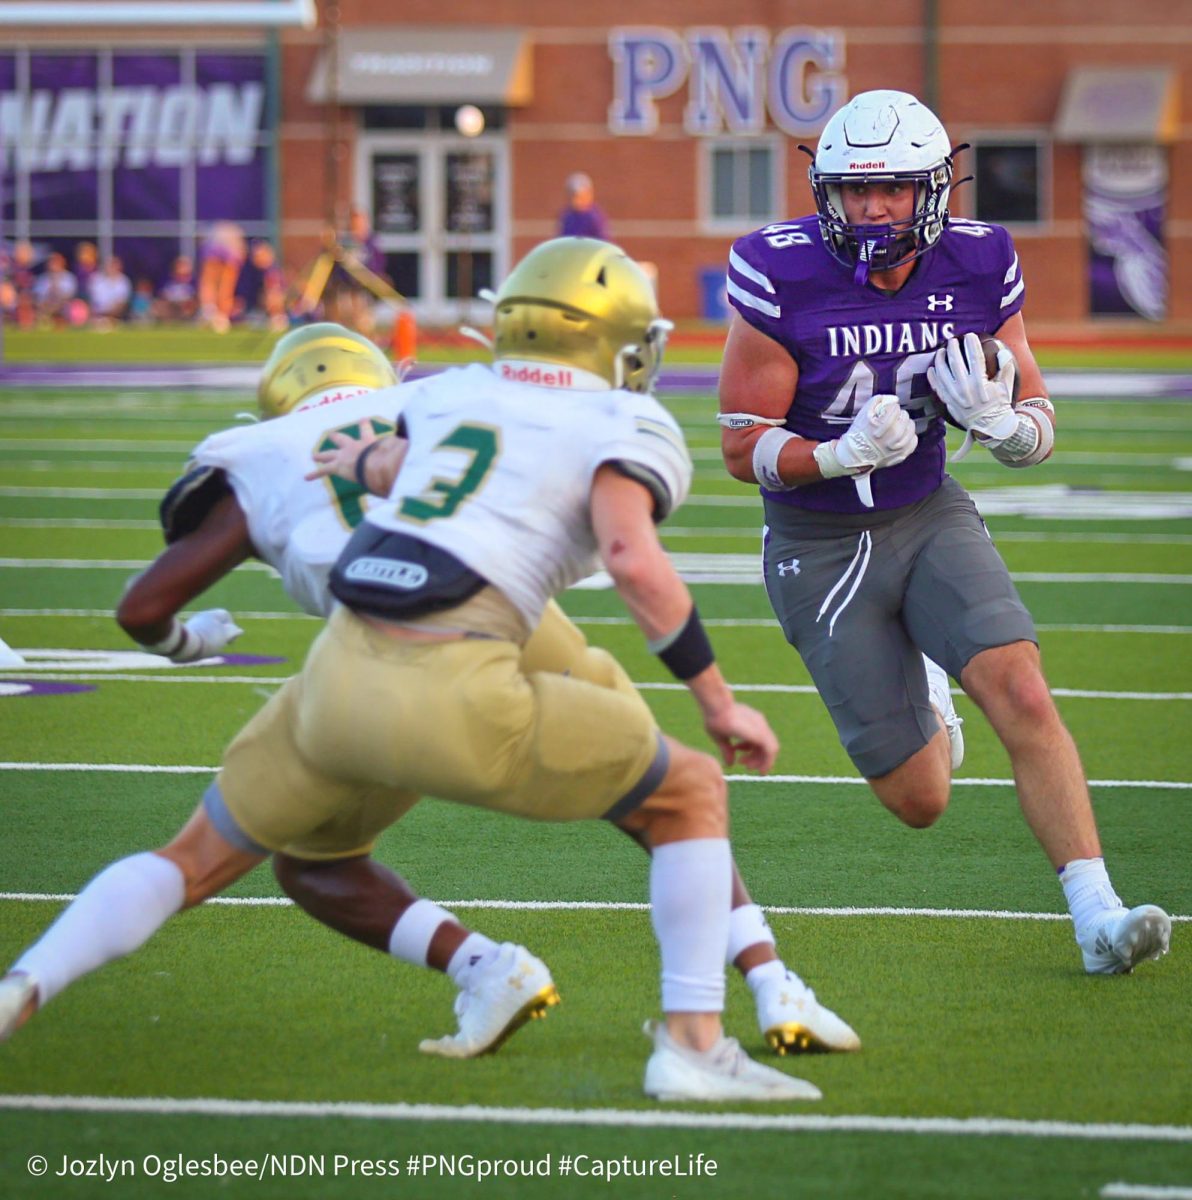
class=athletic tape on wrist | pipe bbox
[647,606,715,681]
[989,406,1054,468]
[751,426,798,491]
[717,412,787,430]
[142,618,190,659]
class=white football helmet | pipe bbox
[810,90,955,282]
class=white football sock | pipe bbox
[1060,857,1124,933]
[744,960,788,993]
[12,852,185,1006]
[726,902,776,965]
[650,838,731,1013]
[446,932,499,986]
[387,899,459,967]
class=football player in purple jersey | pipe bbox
[719,89,1170,976]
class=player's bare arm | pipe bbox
[718,315,818,484]
[719,315,916,492]
[116,490,251,651]
[307,425,409,495]
[590,464,777,773]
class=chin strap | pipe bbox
[853,241,874,285]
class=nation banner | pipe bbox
[1,48,271,288]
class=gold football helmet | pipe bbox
[492,238,671,394]
[257,323,398,418]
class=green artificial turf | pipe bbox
[1,380,1189,1199]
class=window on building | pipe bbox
[704,139,782,228]
[971,141,1046,226]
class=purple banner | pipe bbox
[1,48,270,287]
[1085,145,1168,321]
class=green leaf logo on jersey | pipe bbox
[316,417,397,529]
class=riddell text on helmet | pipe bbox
[499,364,575,388]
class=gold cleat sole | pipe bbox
[765,1024,828,1057]
[480,984,561,1056]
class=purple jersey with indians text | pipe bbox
[727,216,1025,513]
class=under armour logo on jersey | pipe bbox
[927,294,954,312]
[776,558,800,576]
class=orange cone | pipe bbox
[392,308,417,362]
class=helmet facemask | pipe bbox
[812,163,954,284]
[808,90,955,285]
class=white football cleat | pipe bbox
[1078,905,1172,975]
[755,971,861,1055]
[419,943,559,1059]
[924,654,964,770]
[0,972,38,1042]
[643,1020,821,1102]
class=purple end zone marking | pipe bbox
[0,680,96,697]
[212,654,286,667]
[4,361,1191,396]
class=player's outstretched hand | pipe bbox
[703,701,779,773]
[306,423,378,483]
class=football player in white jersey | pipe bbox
[146,321,855,1058]
[0,246,844,1098]
[290,237,830,1099]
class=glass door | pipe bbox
[357,131,508,325]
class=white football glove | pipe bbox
[928,332,1019,444]
[170,609,244,663]
[814,394,918,480]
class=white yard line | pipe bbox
[1,762,1188,790]
[2,671,1187,703]
[0,518,160,529]
[0,439,195,451]
[0,1094,1187,1142]
[2,557,1191,586]
[1102,1187,1192,1199]
[0,486,162,498]
[1,893,1188,923]
[3,609,1191,636]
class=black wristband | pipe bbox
[354,438,384,491]
[650,607,715,681]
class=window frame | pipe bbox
[698,135,785,234]
[965,134,1051,232]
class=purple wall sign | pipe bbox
[1,48,270,286]
[1084,144,1168,321]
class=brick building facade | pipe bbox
[2,1,1187,328]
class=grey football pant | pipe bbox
[762,476,1036,778]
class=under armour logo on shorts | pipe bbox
[776,558,800,576]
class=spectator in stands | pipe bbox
[3,241,38,328]
[558,172,610,241]
[129,278,156,325]
[73,241,99,297]
[156,255,198,323]
[88,255,132,327]
[198,221,247,333]
[32,252,78,326]
[328,206,385,335]
[247,241,289,331]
